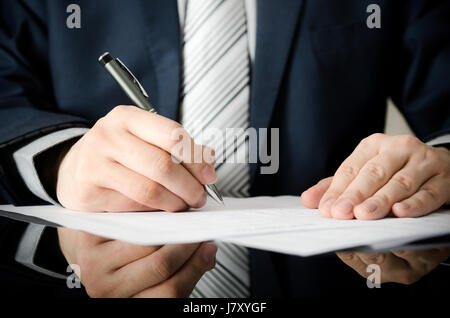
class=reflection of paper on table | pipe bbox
[1,196,449,257]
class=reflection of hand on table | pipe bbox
[58,228,217,297]
[336,248,450,285]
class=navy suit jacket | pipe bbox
[0,0,450,297]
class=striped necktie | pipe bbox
[180,0,251,298]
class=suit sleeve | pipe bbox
[0,0,90,205]
[390,0,450,141]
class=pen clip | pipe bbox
[115,58,149,99]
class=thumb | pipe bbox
[301,177,333,208]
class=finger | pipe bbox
[70,184,153,212]
[392,174,448,218]
[356,252,403,269]
[181,144,217,185]
[96,241,161,271]
[112,243,200,297]
[319,135,383,218]
[133,242,217,298]
[354,158,436,220]
[330,151,408,219]
[96,160,188,212]
[301,177,333,209]
[57,228,111,265]
[392,249,448,273]
[109,131,207,208]
[357,252,411,283]
[336,252,368,277]
[117,107,216,185]
[113,106,188,155]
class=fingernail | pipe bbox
[196,191,207,207]
[202,243,218,265]
[361,200,378,213]
[396,202,410,211]
[333,199,353,215]
[202,165,217,184]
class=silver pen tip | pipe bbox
[205,184,224,205]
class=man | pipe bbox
[0,0,449,298]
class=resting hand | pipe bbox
[302,134,450,219]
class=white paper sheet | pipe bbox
[1,196,449,256]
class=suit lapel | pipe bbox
[250,0,304,130]
[249,0,304,180]
[139,0,181,120]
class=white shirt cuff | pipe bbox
[426,134,450,147]
[13,128,89,204]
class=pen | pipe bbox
[98,52,224,206]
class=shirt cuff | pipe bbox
[426,134,450,147]
[15,223,67,279]
[13,128,89,205]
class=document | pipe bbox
[1,196,449,257]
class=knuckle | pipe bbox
[339,253,355,261]
[139,182,162,205]
[370,133,385,140]
[83,127,103,147]
[364,133,384,145]
[373,193,391,206]
[153,152,173,177]
[107,105,133,124]
[321,190,340,203]
[424,148,441,164]
[93,117,108,130]
[152,256,175,281]
[344,189,365,202]
[363,162,387,181]
[391,174,415,193]
[422,187,440,202]
[109,105,128,117]
[338,164,359,179]
[410,195,426,210]
[353,189,366,202]
[398,135,420,147]
[366,253,385,264]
